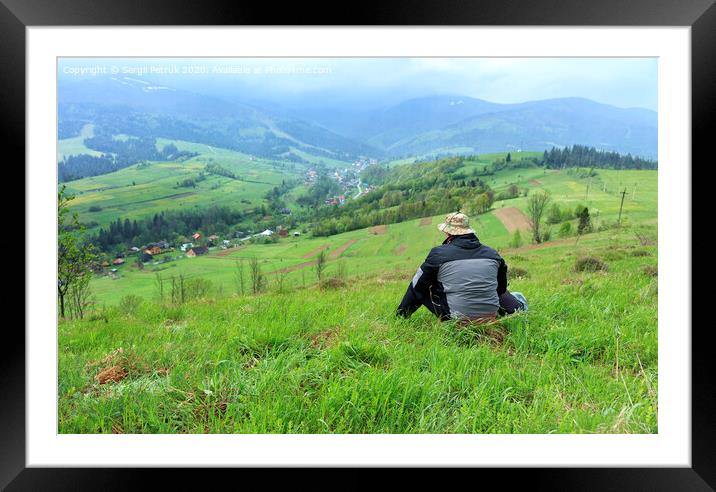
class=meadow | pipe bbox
[87,167,656,305]
[59,165,658,433]
[61,138,309,231]
[59,224,658,433]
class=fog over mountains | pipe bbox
[58,76,658,162]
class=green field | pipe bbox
[86,167,656,305]
[59,223,658,433]
[58,124,103,160]
[59,164,658,434]
[61,139,305,231]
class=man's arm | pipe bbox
[411,248,441,296]
[497,257,507,295]
[396,249,441,317]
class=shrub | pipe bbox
[510,267,530,279]
[577,207,592,235]
[574,257,609,272]
[185,278,213,300]
[631,249,651,257]
[510,230,523,248]
[559,222,573,237]
[119,295,143,315]
[321,277,347,290]
[547,204,563,224]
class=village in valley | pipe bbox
[102,156,381,278]
[304,157,379,205]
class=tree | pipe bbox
[249,257,263,294]
[155,272,164,303]
[234,259,246,295]
[526,190,551,243]
[315,250,327,283]
[58,185,97,319]
[472,191,495,215]
[577,207,592,235]
[511,230,523,248]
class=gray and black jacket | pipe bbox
[397,233,507,320]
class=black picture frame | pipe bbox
[5,0,710,486]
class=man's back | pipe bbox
[400,232,507,321]
[428,234,503,319]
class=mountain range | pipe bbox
[58,76,658,163]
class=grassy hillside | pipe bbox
[59,224,658,433]
[85,166,656,305]
[62,140,302,231]
[59,162,658,434]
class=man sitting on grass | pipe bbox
[397,211,527,322]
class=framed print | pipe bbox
[5,0,712,486]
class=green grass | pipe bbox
[59,161,658,434]
[59,224,658,434]
[63,140,305,231]
[58,124,102,160]
[88,167,656,305]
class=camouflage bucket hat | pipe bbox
[438,212,475,235]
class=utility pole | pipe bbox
[617,188,627,226]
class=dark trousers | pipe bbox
[397,282,524,320]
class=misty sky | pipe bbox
[59,57,658,112]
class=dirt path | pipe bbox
[395,244,407,255]
[302,244,330,259]
[494,207,532,233]
[529,179,543,186]
[419,217,432,226]
[369,225,388,235]
[270,260,317,275]
[209,246,244,258]
[329,239,357,259]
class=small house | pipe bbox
[144,246,161,255]
[257,229,273,237]
[186,246,209,257]
[208,234,219,244]
[129,246,140,253]
[140,252,153,263]
[293,231,301,237]
[223,239,231,246]
[192,232,202,241]
[278,229,288,238]
[112,257,125,266]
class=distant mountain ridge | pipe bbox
[58,78,658,162]
[58,77,380,163]
[297,95,657,159]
